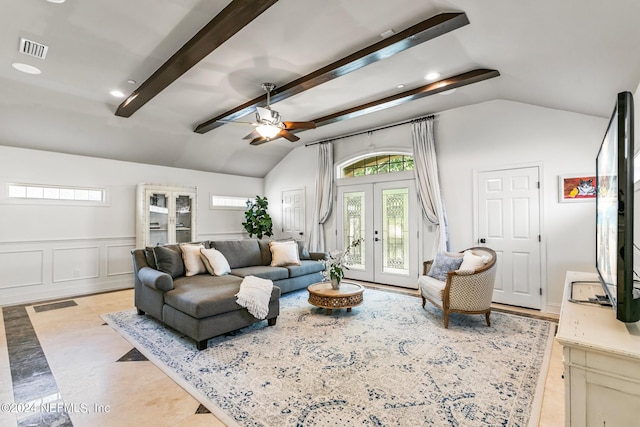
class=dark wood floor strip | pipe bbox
[116,348,148,362]
[2,305,73,426]
[33,300,77,313]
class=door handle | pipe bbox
[479,238,486,244]
[299,232,303,236]
[374,237,380,242]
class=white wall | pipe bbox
[436,100,605,312]
[265,144,318,242]
[0,146,263,305]
[264,100,607,312]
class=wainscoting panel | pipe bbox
[0,237,135,307]
[106,244,135,276]
[52,246,100,283]
[0,250,44,289]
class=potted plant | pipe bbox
[322,238,363,289]
[242,196,273,239]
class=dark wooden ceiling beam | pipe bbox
[115,0,278,118]
[194,11,470,134]
[247,69,499,145]
[312,68,500,126]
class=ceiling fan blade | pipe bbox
[249,136,269,146]
[279,129,300,142]
[218,119,259,126]
[243,130,262,140]
[283,121,316,130]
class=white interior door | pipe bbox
[338,180,418,288]
[477,166,542,309]
[281,188,305,240]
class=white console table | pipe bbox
[556,271,640,426]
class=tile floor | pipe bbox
[0,287,563,427]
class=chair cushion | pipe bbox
[427,252,464,281]
[419,275,446,302]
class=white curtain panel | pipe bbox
[309,142,334,252]
[411,117,449,253]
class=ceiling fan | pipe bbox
[234,83,316,145]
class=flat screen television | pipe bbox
[595,90,640,323]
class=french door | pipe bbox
[337,179,418,288]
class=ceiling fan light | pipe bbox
[256,124,281,139]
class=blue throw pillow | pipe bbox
[427,252,463,281]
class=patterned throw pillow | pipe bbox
[427,252,464,281]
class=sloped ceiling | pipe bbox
[1,0,639,178]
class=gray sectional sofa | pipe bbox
[131,239,325,350]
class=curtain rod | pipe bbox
[304,114,435,147]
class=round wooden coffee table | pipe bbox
[307,281,364,314]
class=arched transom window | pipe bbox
[342,154,414,178]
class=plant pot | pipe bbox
[331,278,341,290]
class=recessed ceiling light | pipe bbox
[439,88,457,95]
[127,79,136,85]
[380,29,395,39]
[396,84,405,89]
[425,72,441,81]
[46,0,66,3]
[110,90,125,98]
[12,62,41,75]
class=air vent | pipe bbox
[19,37,48,60]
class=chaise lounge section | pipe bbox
[131,239,325,350]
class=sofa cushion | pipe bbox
[286,260,325,278]
[230,266,289,281]
[153,245,185,279]
[258,239,273,265]
[295,240,311,260]
[270,241,301,266]
[165,275,245,318]
[200,248,231,276]
[166,275,280,319]
[210,240,262,269]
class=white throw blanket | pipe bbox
[235,275,274,320]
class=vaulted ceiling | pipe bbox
[2,0,639,178]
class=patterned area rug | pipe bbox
[103,288,554,427]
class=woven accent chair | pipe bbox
[419,247,497,328]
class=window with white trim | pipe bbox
[341,154,414,178]
[5,183,108,205]
[210,195,255,210]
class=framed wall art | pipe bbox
[558,174,597,202]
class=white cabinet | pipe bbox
[556,271,640,426]
[136,184,197,248]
